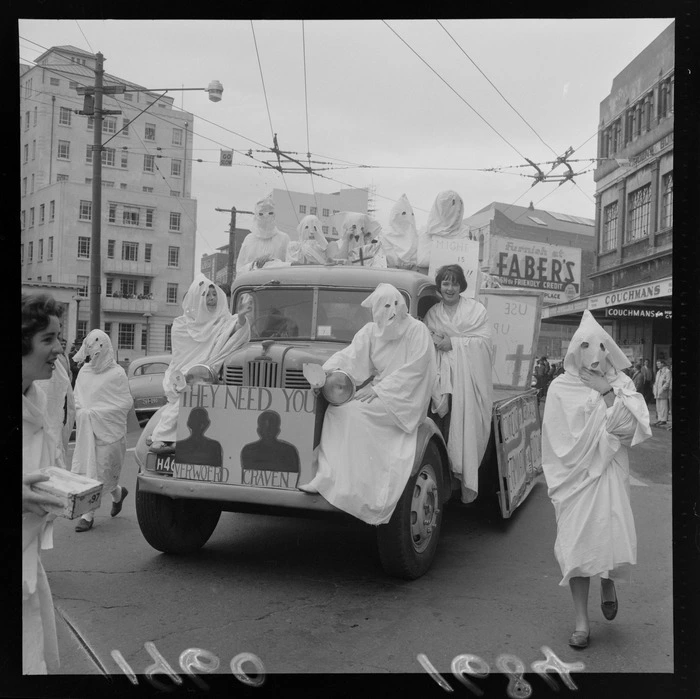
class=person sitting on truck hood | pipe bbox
[149,274,250,452]
[541,310,651,649]
[286,214,329,265]
[298,283,437,525]
[380,194,418,270]
[235,195,291,273]
[423,264,494,504]
[416,190,474,269]
[327,212,387,268]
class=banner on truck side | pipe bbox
[428,237,480,299]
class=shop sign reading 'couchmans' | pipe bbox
[605,306,671,319]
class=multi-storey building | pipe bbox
[542,22,673,367]
[20,45,197,360]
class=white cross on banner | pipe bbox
[219,150,233,166]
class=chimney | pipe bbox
[528,201,534,210]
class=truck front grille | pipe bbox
[247,360,279,387]
[224,364,310,389]
[224,366,243,385]
[283,369,311,389]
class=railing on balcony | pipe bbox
[103,297,159,313]
[103,259,154,277]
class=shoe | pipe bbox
[568,630,589,649]
[601,582,618,620]
[111,487,129,517]
[149,441,175,454]
[75,517,94,532]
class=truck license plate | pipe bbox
[152,453,175,475]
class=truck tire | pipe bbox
[376,442,445,580]
[136,483,221,554]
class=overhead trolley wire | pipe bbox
[75,20,95,55]
[301,20,321,217]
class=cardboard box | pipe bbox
[33,467,104,520]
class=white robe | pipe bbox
[542,371,651,585]
[235,230,290,273]
[71,363,132,493]
[416,190,473,268]
[424,298,494,503]
[36,355,75,470]
[381,193,418,269]
[22,384,60,675]
[305,317,436,525]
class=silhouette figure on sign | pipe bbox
[175,407,223,467]
[240,410,300,473]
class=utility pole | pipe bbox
[215,207,253,289]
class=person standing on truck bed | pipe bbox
[379,193,418,270]
[286,214,329,265]
[235,195,290,272]
[423,264,494,504]
[541,310,651,650]
[149,274,250,453]
[298,283,436,525]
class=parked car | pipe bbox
[127,354,171,423]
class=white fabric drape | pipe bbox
[424,297,494,503]
[236,196,290,272]
[334,212,387,268]
[416,190,473,268]
[287,214,328,265]
[381,194,418,268]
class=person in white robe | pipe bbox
[416,190,474,269]
[299,284,437,525]
[328,212,387,268]
[380,194,418,269]
[149,274,251,450]
[541,310,651,649]
[70,329,133,532]
[22,293,67,674]
[423,264,494,504]
[235,195,291,273]
[286,214,329,265]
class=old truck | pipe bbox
[135,266,543,579]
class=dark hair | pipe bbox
[435,264,468,293]
[22,293,63,356]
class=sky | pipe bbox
[18,18,674,264]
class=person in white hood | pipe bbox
[329,212,387,268]
[299,284,436,525]
[70,329,133,532]
[235,195,291,272]
[380,194,418,269]
[416,190,473,269]
[541,310,651,649]
[286,214,328,265]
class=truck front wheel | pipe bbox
[136,483,221,554]
[376,443,445,580]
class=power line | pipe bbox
[75,20,95,54]
[301,20,321,217]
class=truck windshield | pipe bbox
[237,288,388,342]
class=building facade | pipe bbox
[20,45,198,359]
[200,228,251,288]
[542,22,673,368]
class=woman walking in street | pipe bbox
[652,359,671,426]
[541,311,651,649]
[70,330,133,532]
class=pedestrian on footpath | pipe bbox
[652,359,671,426]
[70,330,133,532]
[631,362,645,394]
[541,311,651,650]
[641,358,653,403]
[22,293,66,674]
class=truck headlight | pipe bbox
[185,364,217,385]
[322,370,356,406]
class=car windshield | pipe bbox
[235,287,408,342]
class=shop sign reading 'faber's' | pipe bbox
[169,385,317,489]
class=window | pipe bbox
[21,210,26,230]
[49,201,55,221]
[166,283,178,304]
[21,243,24,265]
[124,92,133,102]
[144,244,152,263]
[30,174,34,193]
[299,205,307,214]
[108,203,117,223]
[120,183,127,190]
[642,92,654,132]
[661,172,673,229]
[626,184,651,243]
[167,246,180,267]
[39,204,45,224]
[172,128,183,146]
[57,140,70,159]
[23,144,29,163]
[76,320,87,343]
[103,181,115,188]
[333,209,339,215]
[37,277,42,282]
[322,225,329,235]
[59,107,72,126]
[103,116,117,134]
[322,208,329,217]
[121,241,139,261]
[164,324,172,352]
[50,77,60,86]
[79,200,92,221]
[48,237,53,260]
[658,75,674,119]
[77,236,91,258]
[118,323,135,350]
[103,148,116,167]
[143,280,151,296]
[29,208,35,227]
[32,140,36,160]
[121,150,128,168]
[141,328,148,349]
[28,242,33,262]
[142,186,153,193]
[77,275,89,297]
[69,81,78,90]
[145,209,154,228]
[38,239,43,261]
[120,279,137,296]
[169,212,181,231]
[33,107,38,126]
[143,154,155,173]
[46,275,51,282]
[171,159,182,177]
[22,178,27,197]
[145,123,156,141]
[123,207,140,226]
[104,322,112,336]
[56,174,68,182]
[24,111,30,130]
[624,108,635,145]
[25,78,32,98]
[170,190,180,197]
[310,206,317,215]
[107,239,115,258]
[105,278,114,296]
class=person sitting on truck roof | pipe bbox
[380,193,418,270]
[149,274,250,453]
[298,283,437,525]
[235,195,291,273]
[286,214,329,265]
[327,212,387,268]
[423,264,494,504]
[541,310,651,649]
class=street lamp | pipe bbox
[76,52,223,330]
[72,295,83,345]
[142,311,152,356]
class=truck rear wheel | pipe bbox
[376,442,445,580]
[136,483,221,554]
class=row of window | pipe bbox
[76,320,173,352]
[74,276,180,306]
[600,74,674,159]
[74,236,181,265]
[600,171,673,252]
[20,200,56,229]
[77,200,182,231]
[299,205,337,218]
[21,237,54,264]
